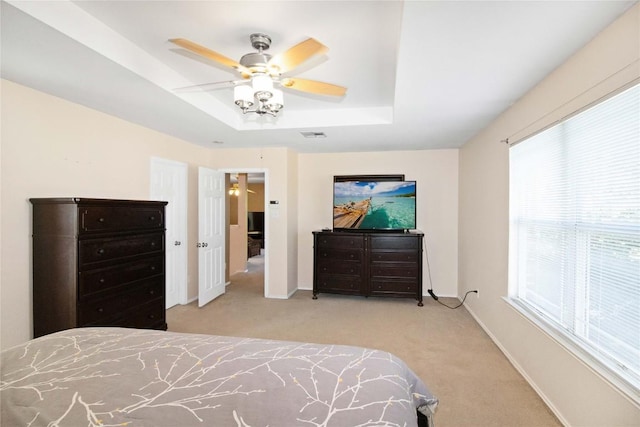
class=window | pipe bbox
[508,83,640,397]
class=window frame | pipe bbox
[507,82,640,405]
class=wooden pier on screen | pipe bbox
[333,198,372,229]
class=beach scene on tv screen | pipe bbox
[333,181,416,229]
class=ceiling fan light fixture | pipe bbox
[170,33,346,119]
[266,89,284,114]
[228,183,241,196]
[252,74,273,102]
[233,74,282,117]
[234,85,254,110]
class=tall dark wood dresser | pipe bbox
[30,198,168,338]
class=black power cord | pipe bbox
[435,290,478,309]
[423,237,478,309]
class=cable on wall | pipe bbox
[423,237,478,309]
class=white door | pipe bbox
[150,158,188,308]
[198,167,226,307]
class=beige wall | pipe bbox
[459,5,640,425]
[0,82,299,349]
[296,150,459,296]
[0,80,210,349]
[229,174,248,274]
[247,183,265,212]
[286,149,299,297]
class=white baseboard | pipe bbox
[462,300,569,426]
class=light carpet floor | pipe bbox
[167,255,561,427]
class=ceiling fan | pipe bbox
[229,182,255,197]
[169,33,347,116]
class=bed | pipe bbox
[1,327,438,426]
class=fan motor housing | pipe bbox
[250,33,271,51]
[240,52,272,72]
[240,33,275,74]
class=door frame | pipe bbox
[221,167,269,298]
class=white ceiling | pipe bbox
[1,0,635,153]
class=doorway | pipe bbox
[225,170,267,297]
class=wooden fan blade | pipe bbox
[169,38,252,76]
[268,38,328,74]
[281,78,346,97]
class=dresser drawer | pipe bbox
[317,259,362,276]
[79,233,164,266]
[80,206,164,233]
[79,255,164,298]
[316,234,363,249]
[316,248,362,262]
[370,264,419,278]
[370,236,421,250]
[316,274,361,293]
[370,251,419,263]
[79,277,163,325]
[370,279,418,295]
[126,299,165,329]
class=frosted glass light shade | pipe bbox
[252,75,273,102]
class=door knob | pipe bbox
[174,241,181,246]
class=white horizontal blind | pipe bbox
[509,84,640,391]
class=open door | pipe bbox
[198,167,225,307]
[150,157,187,309]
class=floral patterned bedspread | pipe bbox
[1,328,437,426]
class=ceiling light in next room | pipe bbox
[301,131,327,138]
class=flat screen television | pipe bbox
[333,178,417,231]
[247,211,264,233]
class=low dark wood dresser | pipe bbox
[312,230,424,306]
[30,198,168,338]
